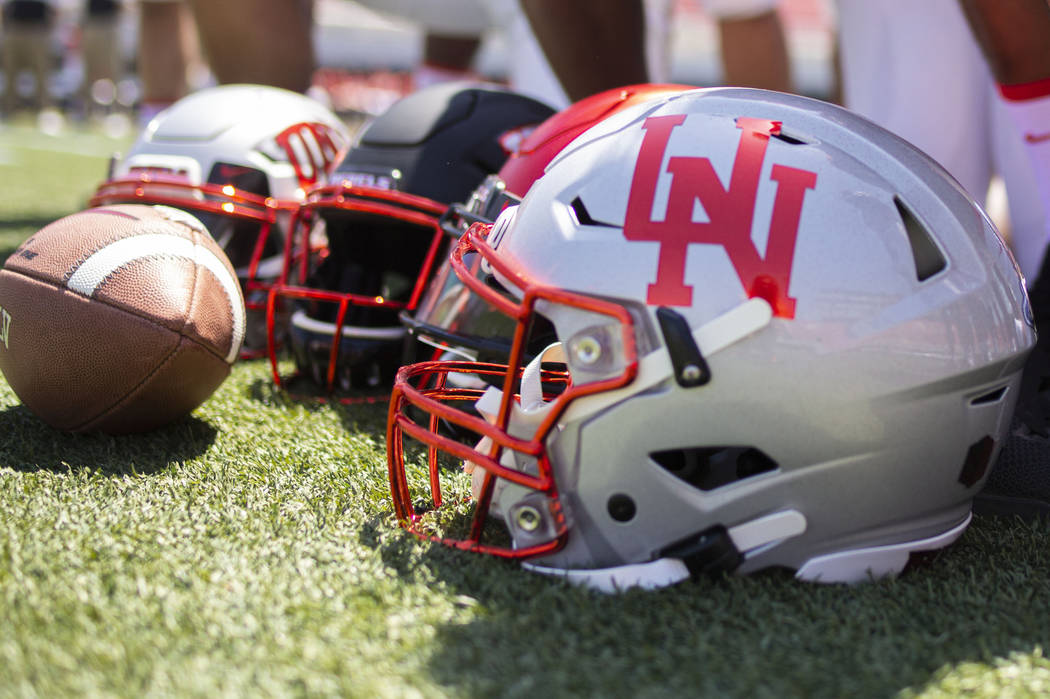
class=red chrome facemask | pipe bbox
[386,221,640,558]
[267,183,449,400]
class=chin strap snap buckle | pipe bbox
[660,525,742,578]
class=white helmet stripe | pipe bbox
[286,131,315,181]
[298,127,325,176]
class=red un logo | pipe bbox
[623,114,817,318]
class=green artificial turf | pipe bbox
[2,120,1050,698]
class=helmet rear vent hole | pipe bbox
[607,494,637,522]
[894,196,947,282]
[970,386,1008,405]
[650,446,778,491]
[958,435,996,488]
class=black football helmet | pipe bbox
[267,82,554,396]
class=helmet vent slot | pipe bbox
[771,131,807,145]
[971,386,1008,405]
[650,446,777,491]
[958,435,996,488]
[570,196,616,228]
[894,196,947,282]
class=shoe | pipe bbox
[975,256,1050,518]
[976,419,1050,517]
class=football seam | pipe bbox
[179,227,235,362]
[181,237,202,343]
[0,266,231,365]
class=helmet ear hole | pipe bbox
[607,494,637,522]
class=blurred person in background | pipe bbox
[836,0,1045,284]
[517,0,794,104]
[187,0,315,92]
[2,0,55,116]
[78,0,122,117]
[136,0,203,122]
[127,0,795,124]
[499,0,674,108]
[958,0,1050,290]
[351,0,491,90]
[354,0,793,109]
[136,0,313,124]
[710,0,793,92]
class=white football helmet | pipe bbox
[92,84,351,357]
[387,88,1035,591]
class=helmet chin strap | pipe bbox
[524,509,810,593]
[473,341,565,425]
[518,342,566,412]
[467,342,564,507]
[466,300,794,585]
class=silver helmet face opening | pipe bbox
[406,179,529,366]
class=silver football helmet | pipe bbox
[387,88,1035,591]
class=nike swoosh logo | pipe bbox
[1025,131,1050,144]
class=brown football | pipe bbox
[0,204,245,434]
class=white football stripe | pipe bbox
[66,233,245,363]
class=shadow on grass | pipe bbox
[248,374,391,441]
[0,217,55,259]
[0,215,60,232]
[0,404,218,476]
[360,513,1050,698]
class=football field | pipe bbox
[2,119,1050,697]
